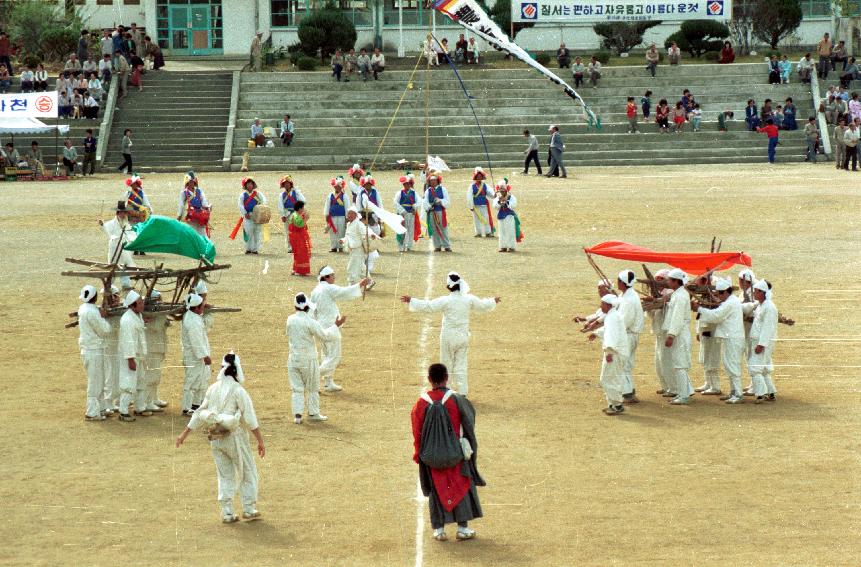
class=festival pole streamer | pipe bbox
[430,31,495,186]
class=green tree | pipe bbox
[752,0,803,49]
[486,0,534,39]
[297,4,358,61]
[7,0,85,62]
[665,19,730,57]
[593,21,661,54]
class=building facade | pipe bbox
[69,0,852,58]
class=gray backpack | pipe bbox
[419,390,463,469]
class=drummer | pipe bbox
[177,170,211,238]
[277,174,306,253]
[238,176,267,255]
[125,174,152,228]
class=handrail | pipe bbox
[95,74,118,172]
[810,71,832,157]
[222,70,240,171]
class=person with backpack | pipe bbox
[401,272,499,396]
[411,363,484,542]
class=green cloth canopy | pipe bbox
[125,215,216,263]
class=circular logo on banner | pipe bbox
[35,95,54,114]
[521,2,537,19]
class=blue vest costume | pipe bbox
[281,189,299,213]
[471,183,488,206]
[185,187,204,211]
[362,188,379,207]
[398,189,416,213]
[427,186,445,212]
[242,191,259,213]
[497,200,515,220]
[328,192,346,216]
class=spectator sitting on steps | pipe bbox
[371,47,385,80]
[667,42,681,65]
[797,52,813,84]
[556,43,570,68]
[719,41,735,64]
[357,48,371,81]
[62,139,79,175]
[83,55,97,74]
[99,54,112,83]
[839,57,858,89]
[832,40,848,72]
[571,56,585,88]
[645,44,659,77]
[251,118,266,147]
[344,48,358,81]
[280,114,295,146]
[331,49,344,81]
[20,67,34,92]
[65,54,83,72]
[466,38,479,64]
[34,63,48,91]
[587,56,601,88]
[3,142,22,167]
[455,34,468,63]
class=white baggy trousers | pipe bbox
[182,361,210,411]
[600,353,626,406]
[82,348,108,417]
[243,220,262,252]
[318,327,342,387]
[119,358,147,414]
[440,330,471,396]
[289,355,321,416]
[622,331,640,395]
[211,430,259,516]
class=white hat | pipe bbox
[80,285,97,302]
[186,293,204,309]
[738,269,756,282]
[123,290,141,308]
[218,351,245,384]
[102,284,120,295]
[194,280,208,295]
[753,279,770,293]
[318,265,335,281]
[715,278,732,292]
[601,294,619,306]
[348,205,359,214]
[149,289,162,299]
[294,293,315,310]
[668,268,688,283]
[446,271,469,293]
[548,124,557,131]
[618,270,636,286]
[655,268,670,279]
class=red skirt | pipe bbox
[288,223,312,275]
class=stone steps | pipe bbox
[105,71,233,171]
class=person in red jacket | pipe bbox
[756,118,780,163]
[411,363,484,542]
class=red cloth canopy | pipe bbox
[585,241,752,275]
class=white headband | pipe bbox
[318,265,335,280]
[123,290,141,308]
[218,351,245,384]
[601,294,619,306]
[655,268,670,279]
[715,278,732,292]
[618,270,636,286]
[294,293,314,310]
[79,284,97,302]
[738,269,756,282]
[186,293,203,308]
[753,279,770,293]
[149,289,162,299]
[668,268,688,283]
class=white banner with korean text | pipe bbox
[0,91,59,119]
[512,0,732,23]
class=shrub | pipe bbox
[297,6,357,62]
[665,20,729,57]
[7,1,84,63]
[593,21,661,54]
[703,50,720,62]
[296,55,317,71]
[20,54,41,69]
[766,50,782,59]
[488,0,534,40]
[594,51,611,64]
[535,52,551,65]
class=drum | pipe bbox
[187,208,211,226]
[128,207,150,223]
[251,204,272,224]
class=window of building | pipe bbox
[271,0,371,28]
[96,0,114,5]
[124,0,141,5]
[799,0,860,17]
[383,0,426,26]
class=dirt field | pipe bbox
[0,164,858,567]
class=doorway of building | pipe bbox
[157,0,223,56]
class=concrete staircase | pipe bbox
[106,71,232,172]
[233,63,814,170]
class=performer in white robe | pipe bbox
[323,177,349,252]
[745,279,779,403]
[343,206,381,287]
[99,201,137,289]
[311,266,369,392]
[573,280,615,331]
[176,171,210,238]
[78,285,111,421]
[693,278,747,403]
[423,172,451,252]
[181,293,212,415]
[277,175,306,253]
[737,269,757,395]
[143,290,170,412]
[237,177,267,255]
[102,285,121,414]
[662,269,694,404]
[467,167,495,237]
[118,290,148,421]
[647,269,674,395]
[589,294,630,415]
[393,174,419,252]
[693,274,722,397]
[357,174,384,238]
[176,352,265,523]
[401,272,499,397]
[617,269,644,403]
[286,293,343,424]
[492,180,519,252]
[193,279,214,331]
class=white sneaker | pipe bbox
[701,388,722,396]
[147,404,164,412]
[222,514,239,524]
[324,382,343,392]
[694,384,709,393]
[456,527,476,540]
[725,395,744,404]
[669,396,690,405]
[308,414,328,422]
[433,528,447,541]
[155,399,168,408]
[293,415,302,425]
